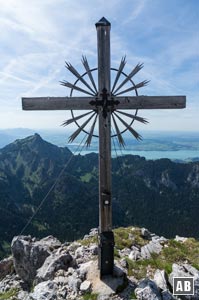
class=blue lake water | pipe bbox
[78,149,199,161]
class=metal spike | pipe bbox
[112,114,125,147]
[60,81,94,96]
[62,111,94,126]
[85,114,98,147]
[111,56,126,93]
[82,56,98,93]
[114,80,150,96]
[113,63,144,94]
[114,112,142,140]
[65,62,96,94]
[68,112,96,142]
[116,110,149,124]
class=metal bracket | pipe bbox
[89,88,120,117]
[98,231,115,277]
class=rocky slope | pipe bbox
[0,134,199,258]
[0,227,199,300]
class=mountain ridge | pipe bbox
[0,134,199,259]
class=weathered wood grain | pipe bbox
[116,95,186,109]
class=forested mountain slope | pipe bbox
[0,134,198,258]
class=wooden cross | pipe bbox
[22,17,186,277]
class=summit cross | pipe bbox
[22,17,186,278]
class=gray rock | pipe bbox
[120,258,128,269]
[0,256,13,280]
[36,249,73,283]
[97,296,110,300]
[154,269,168,290]
[141,228,151,240]
[119,248,131,258]
[161,290,176,300]
[17,290,31,300]
[53,275,68,285]
[78,261,93,280]
[83,234,90,240]
[75,246,86,259]
[175,235,188,243]
[135,279,162,300]
[141,241,162,259]
[89,228,98,237]
[11,235,61,284]
[113,264,125,277]
[169,263,199,285]
[67,242,81,253]
[68,273,82,292]
[151,235,167,243]
[89,244,98,255]
[31,280,58,300]
[0,274,22,293]
[169,263,199,299]
[129,246,141,261]
[80,280,91,293]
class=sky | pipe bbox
[0,0,198,133]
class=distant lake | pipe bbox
[77,149,199,161]
[0,129,198,161]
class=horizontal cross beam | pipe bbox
[116,95,186,109]
[22,95,186,111]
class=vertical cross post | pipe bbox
[96,18,114,277]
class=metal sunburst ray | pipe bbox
[113,62,144,94]
[116,110,149,124]
[114,112,142,140]
[85,114,98,147]
[62,111,94,126]
[65,62,96,95]
[68,112,96,142]
[82,56,98,94]
[60,81,94,96]
[112,114,125,147]
[111,56,126,94]
[114,80,150,96]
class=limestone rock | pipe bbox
[80,280,91,293]
[0,274,22,293]
[120,258,128,269]
[175,235,188,243]
[135,279,162,300]
[75,246,86,259]
[161,290,176,300]
[141,241,162,259]
[89,228,98,237]
[169,263,199,299]
[78,261,93,280]
[36,249,74,283]
[154,269,168,290]
[141,228,151,240]
[89,244,98,255]
[169,263,199,284]
[17,290,31,300]
[31,280,58,300]
[37,236,62,249]
[129,246,141,261]
[11,235,61,284]
[119,248,131,258]
[0,256,13,280]
[68,273,82,292]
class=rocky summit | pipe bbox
[0,227,199,300]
